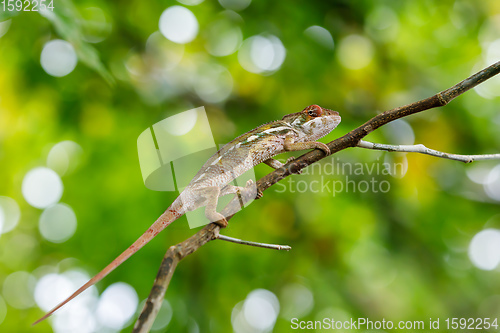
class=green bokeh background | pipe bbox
[1,0,500,332]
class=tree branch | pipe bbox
[133,189,256,333]
[133,224,219,333]
[133,60,500,332]
[357,140,500,163]
[217,234,291,251]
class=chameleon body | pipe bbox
[34,105,341,324]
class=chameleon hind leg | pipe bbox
[202,186,228,228]
[264,158,285,169]
[264,157,302,175]
[220,179,257,195]
[221,180,260,202]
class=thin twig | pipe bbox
[133,224,221,333]
[133,188,256,333]
[217,234,291,251]
[357,140,500,163]
[134,60,500,332]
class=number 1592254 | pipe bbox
[2,0,54,12]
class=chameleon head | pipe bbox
[283,104,341,141]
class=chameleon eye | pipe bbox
[306,105,322,117]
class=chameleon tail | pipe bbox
[32,199,185,326]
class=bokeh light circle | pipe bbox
[150,300,173,331]
[0,19,11,38]
[34,271,98,312]
[22,167,63,209]
[304,26,334,49]
[145,31,185,70]
[96,282,138,329]
[159,6,199,44]
[238,35,286,74]
[39,203,77,243]
[47,140,84,176]
[232,289,281,333]
[243,289,279,331]
[383,119,415,145]
[218,0,251,11]
[81,7,112,43]
[52,303,97,333]
[193,63,233,103]
[161,108,198,136]
[34,270,99,333]
[337,34,374,70]
[40,40,78,77]
[177,0,204,5]
[2,271,36,309]
[0,196,21,234]
[469,229,500,270]
[366,5,399,42]
[34,273,74,311]
[280,283,314,319]
[484,164,500,201]
[205,20,242,56]
[466,165,491,184]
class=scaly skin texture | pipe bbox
[33,105,341,325]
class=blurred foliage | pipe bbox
[1,0,500,332]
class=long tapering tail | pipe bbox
[32,199,185,325]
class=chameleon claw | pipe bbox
[317,142,331,156]
[207,209,228,228]
[286,156,302,174]
[245,179,263,199]
[214,217,228,228]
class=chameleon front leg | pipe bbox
[202,186,228,228]
[284,135,331,155]
[220,184,246,196]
